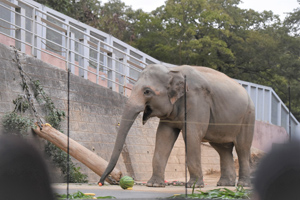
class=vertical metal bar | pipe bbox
[10,0,16,38]
[65,25,70,72]
[69,32,75,74]
[31,8,36,57]
[15,6,26,52]
[289,85,291,142]
[278,98,282,127]
[66,22,71,200]
[184,75,187,198]
[96,40,100,84]
[124,54,129,97]
[83,36,89,79]
[111,53,116,92]
[67,67,70,199]
[262,88,265,121]
[269,90,272,123]
[66,20,71,200]
[255,87,258,120]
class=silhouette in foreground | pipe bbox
[0,135,55,200]
[253,140,300,200]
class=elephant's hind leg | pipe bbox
[235,105,255,187]
[210,142,236,186]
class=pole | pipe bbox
[67,68,70,199]
[288,84,291,142]
[184,75,187,198]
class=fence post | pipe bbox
[65,24,70,71]
[288,85,291,141]
[78,36,89,79]
[83,35,89,79]
[96,40,100,84]
[255,87,258,119]
[123,54,128,96]
[31,8,36,57]
[262,88,265,122]
[277,99,282,127]
[78,39,84,78]
[69,32,75,74]
[111,53,116,92]
[15,6,26,53]
[10,1,16,38]
[35,12,44,60]
[268,91,273,123]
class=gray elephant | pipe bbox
[99,64,255,187]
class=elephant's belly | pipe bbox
[203,124,240,143]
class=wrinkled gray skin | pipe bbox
[99,64,255,188]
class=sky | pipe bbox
[102,0,300,20]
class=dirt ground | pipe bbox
[53,153,262,199]
[52,173,252,199]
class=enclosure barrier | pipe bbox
[0,0,299,136]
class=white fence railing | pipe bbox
[236,80,299,137]
[0,0,299,137]
[0,0,171,97]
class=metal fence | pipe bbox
[0,0,171,97]
[236,80,299,137]
[0,0,299,136]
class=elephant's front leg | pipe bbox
[184,130,205,188]
[146,122,180,187]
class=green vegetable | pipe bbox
[169,186,252,199]
[119,176,134,189]
[55,191,116,199]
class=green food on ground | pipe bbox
[169,186,252,199]
[55,191,116,199]
[119,176,134,189]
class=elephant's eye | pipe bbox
[144,89,150,95]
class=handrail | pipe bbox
[0,0,298,135]
[0,0,20,8]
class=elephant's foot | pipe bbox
[217,177,236,186]
[237,177,251,187]
[187,178,204,188]
[146,176,165,187]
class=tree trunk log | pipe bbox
[33,124,122,184]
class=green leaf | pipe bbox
[97,196,116,199]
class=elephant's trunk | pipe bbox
[99,99,143,185]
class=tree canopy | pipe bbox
[34,0,300,121]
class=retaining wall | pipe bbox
[0,43,287,183]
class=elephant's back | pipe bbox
[172,65,248,99]
[176,65,243,92]
[186,65,251,124]
[191,66,238,84]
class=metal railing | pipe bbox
[236,80,299,136]
[0,0,299,136]
[0,0,166,97]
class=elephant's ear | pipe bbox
[167,71,188,104]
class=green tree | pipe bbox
[34,0,73,15]
[97,0,134,41]
[34,0,300,120]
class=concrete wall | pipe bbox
[0,43,198,182]
[252,121,288,152]
[0,43,287,183]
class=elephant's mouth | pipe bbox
[142,105,152,125]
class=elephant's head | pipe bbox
[99,64,186,184]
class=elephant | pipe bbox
[99,64,255,188]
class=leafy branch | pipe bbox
[2,95,34,134]
[169,186,252,199]
[2,49,87,183]
[31,80,65,129]
[55,191,115,199]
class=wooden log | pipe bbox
[33,124,122,184]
